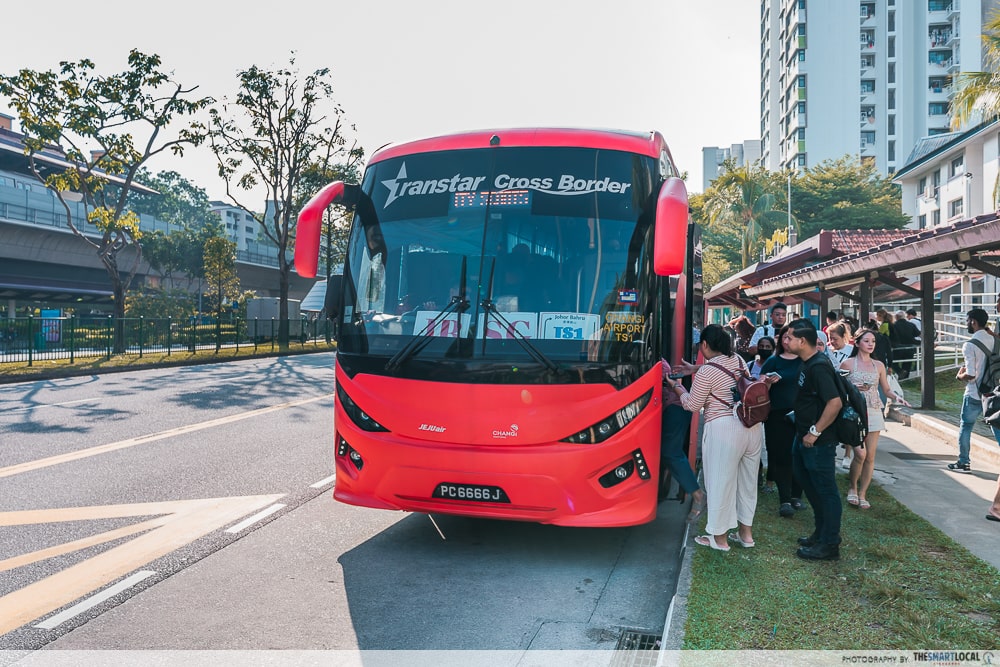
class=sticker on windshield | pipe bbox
[617,290,638,305]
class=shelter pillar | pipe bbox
[920,271,935,409]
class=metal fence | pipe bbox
[0,316,335,366]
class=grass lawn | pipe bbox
[0,342,336,383]
[683,473,1000,649]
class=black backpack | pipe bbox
[833,369,869,448]
[971,337,1000,427]
[970,337,1000,396]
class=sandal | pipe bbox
[727,532,755,548]
[847,493,860,507]
[859,499,871,510]
[686,494,707,524]
[694,535,730,552]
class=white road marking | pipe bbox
[309,474,336,488]
[0,393,331,479]
[34,570,157,630]
[224,503,287,533]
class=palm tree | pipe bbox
[703,164,793,268]
[951,12,1000,130]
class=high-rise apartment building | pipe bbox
[701,140,763,190]
[760,0,1000,175]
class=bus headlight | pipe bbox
[560,390,652,445]
[336,383,389,432]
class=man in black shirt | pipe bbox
[787,320,844,561]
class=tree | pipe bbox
[203,237,240,352]
[130,169,223,291]
[951,11,1000,130]
[0,51,211,353]
[203,56,361,348]
[793,156,909,238]
[702,163,793,268]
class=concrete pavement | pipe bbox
[663,405,1000,649]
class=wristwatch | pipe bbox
[808,425,822,437]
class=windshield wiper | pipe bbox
[385,257,470,372]
[479,257,559,373]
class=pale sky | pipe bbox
[2,0,760,200]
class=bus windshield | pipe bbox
[338,146,663,384]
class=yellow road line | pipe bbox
[0,494,284,635]
[0,394,330,480]
[0,516,170,572]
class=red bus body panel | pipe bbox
[333,362,664,527]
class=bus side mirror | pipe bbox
[325,275,343,322]
[295,181,347,278]
[653,176,688,276]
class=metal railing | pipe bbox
[0,316,335,367]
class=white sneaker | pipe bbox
[840,457,851,470]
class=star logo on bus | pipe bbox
[381,162,408,207]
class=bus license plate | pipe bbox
[432,483,510,503]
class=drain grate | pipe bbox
[611,629,661,667]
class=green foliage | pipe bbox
[700,162,793,269]
[0,50,212,328]
[203,237,241,316]
[793,156,910,238]
[951,10,1000,129]
[124,288,196,320]
[130,169,220,233]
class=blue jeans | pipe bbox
[791,436,841,546]
[660,404,699,494]
[957,395,1000,465]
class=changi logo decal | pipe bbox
[380,162,631,208]
[492,424,519,439]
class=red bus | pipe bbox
[295,128,702,527]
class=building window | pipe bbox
[861,80,875,94]
[929,102,948,115]
[949,199,963,218]
[888,141,895,162]
[918,214,927,229]
[918,177,927,193]
[797,101,806,114]
[797,154,806,166]
[798,128,806,139]
[797,49,805,61]
[861,131,876,147]
[932,210,941,226]
[950,155,964,177]
[798,75,805,88]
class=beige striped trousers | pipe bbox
[702,414,764,536]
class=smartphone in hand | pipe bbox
[667,372,685,380]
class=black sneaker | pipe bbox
[779,502,795,518]
[790,498,804,510]
[797,535,818,547]
[947,462,971,473]
[796,543,840,561]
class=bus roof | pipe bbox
[368,128,674,166]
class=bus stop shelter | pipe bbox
[706,214,1000,409]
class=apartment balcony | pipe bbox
[928,32,951,48]
[948,58,961,74]
[860,141,877,157]
[947,3,960,20]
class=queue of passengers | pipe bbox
[660,308,908,561]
